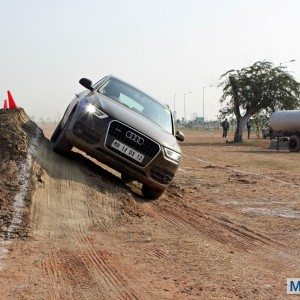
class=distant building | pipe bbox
[195,117,204,123]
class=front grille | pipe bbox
[73,122,100,144]
[105,121,160,167]
[150,167,174,184]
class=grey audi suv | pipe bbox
[51,75,185,199]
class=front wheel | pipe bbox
[52,114,74,155]
[142,185,164,200]
[288,135,300,152]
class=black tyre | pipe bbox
[52,114,74,155]
[288,135,300,152]
[50,119,63,142]
[142,185,164,200]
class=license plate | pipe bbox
[111,139,145,163]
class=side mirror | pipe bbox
[175,130,185,142]
[79,78,93,91]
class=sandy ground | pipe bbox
[0,125,299,299]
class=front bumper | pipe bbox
[66,106,180,190]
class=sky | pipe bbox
[1,0,300,122]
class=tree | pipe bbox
[219,61,300,142]
[252,112,269,138]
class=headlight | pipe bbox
[86,104,96,113]
[164,147,181,162]
[86,104,108,119]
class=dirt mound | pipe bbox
[0,108,42,238]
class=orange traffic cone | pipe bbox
[7,90,18,109]
[3,99,8,109]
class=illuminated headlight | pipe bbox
[86,104,108,119]
[86,104,96,113]
[164,147,181,162]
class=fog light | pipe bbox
[75,128,83,135]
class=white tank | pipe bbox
[270,110,300,132]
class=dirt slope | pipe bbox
[0,109,41,239]
[0,115,299,299]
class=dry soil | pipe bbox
[0,112,299,299]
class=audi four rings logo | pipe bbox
[126,131,144,145]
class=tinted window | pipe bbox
[98,78,173,134]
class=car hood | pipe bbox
[88,93,181,153]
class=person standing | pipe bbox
[221,118,229,138]
[247,120,251,139]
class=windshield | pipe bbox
[98,78,173,134]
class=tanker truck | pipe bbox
[270,110,300,152]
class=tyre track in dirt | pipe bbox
[1,126,299,299]
[145,186,282,253]
[164,156,292,248]
[0,138,148,299]
[39,139,144,300]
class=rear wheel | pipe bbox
[52,114,74,155]
[142,185,164,200]
[288,135,300,152]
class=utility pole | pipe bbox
[184,92,191,123]
[173,93,176,112]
